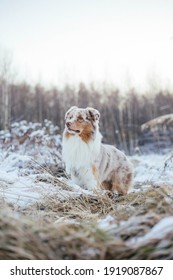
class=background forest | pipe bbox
[1,64,173,154]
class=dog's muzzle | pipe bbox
[66,122,80,133]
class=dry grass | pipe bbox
[1,178,173,260]
[22,183,173,223]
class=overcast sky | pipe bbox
[0,0,173,90]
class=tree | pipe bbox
[0,49,14,130]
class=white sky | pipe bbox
[0,0,173,90]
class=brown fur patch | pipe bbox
[101,181,112,190]
[64,120,93,143]
[65,131,74,139]
[92,165,97,175]
[112,183,127,195]
[111,173,128,195]
[79,122,93,143]
[125,172,133,186]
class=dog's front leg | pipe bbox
[71,167,97,190]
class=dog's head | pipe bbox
[64,106,100,141]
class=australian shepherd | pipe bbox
[62,106,133,194]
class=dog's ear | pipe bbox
[65,106,78,119]
[86,107,100,121]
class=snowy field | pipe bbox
[0,120,173,207]
[0,121,173,259]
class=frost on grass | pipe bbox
[0,120,173,259]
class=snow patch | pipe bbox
[129,216,173,246]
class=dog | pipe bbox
[62,106,133,194]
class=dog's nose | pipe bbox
[66,122,71,127]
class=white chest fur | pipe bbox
[62,130,102,171]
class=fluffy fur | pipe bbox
[62,106,133,194]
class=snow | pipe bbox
[0,170,18,184]
[131,152,173,188]
[0,153,32,172]
[0,120,173,247]
[142,216,173,240]
[0,121,173,207]
[129,216,173,246]
[141,113,173,132]
[98,215,116,230]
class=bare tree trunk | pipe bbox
[127,103,133,155]
[35,85,43,123]
[119,109,128,153]
[0,48,13,130]
[2,81,9,130]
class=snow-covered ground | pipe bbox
[1,121,173,254]
[0,120,173,207]
[132,152,173,188]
